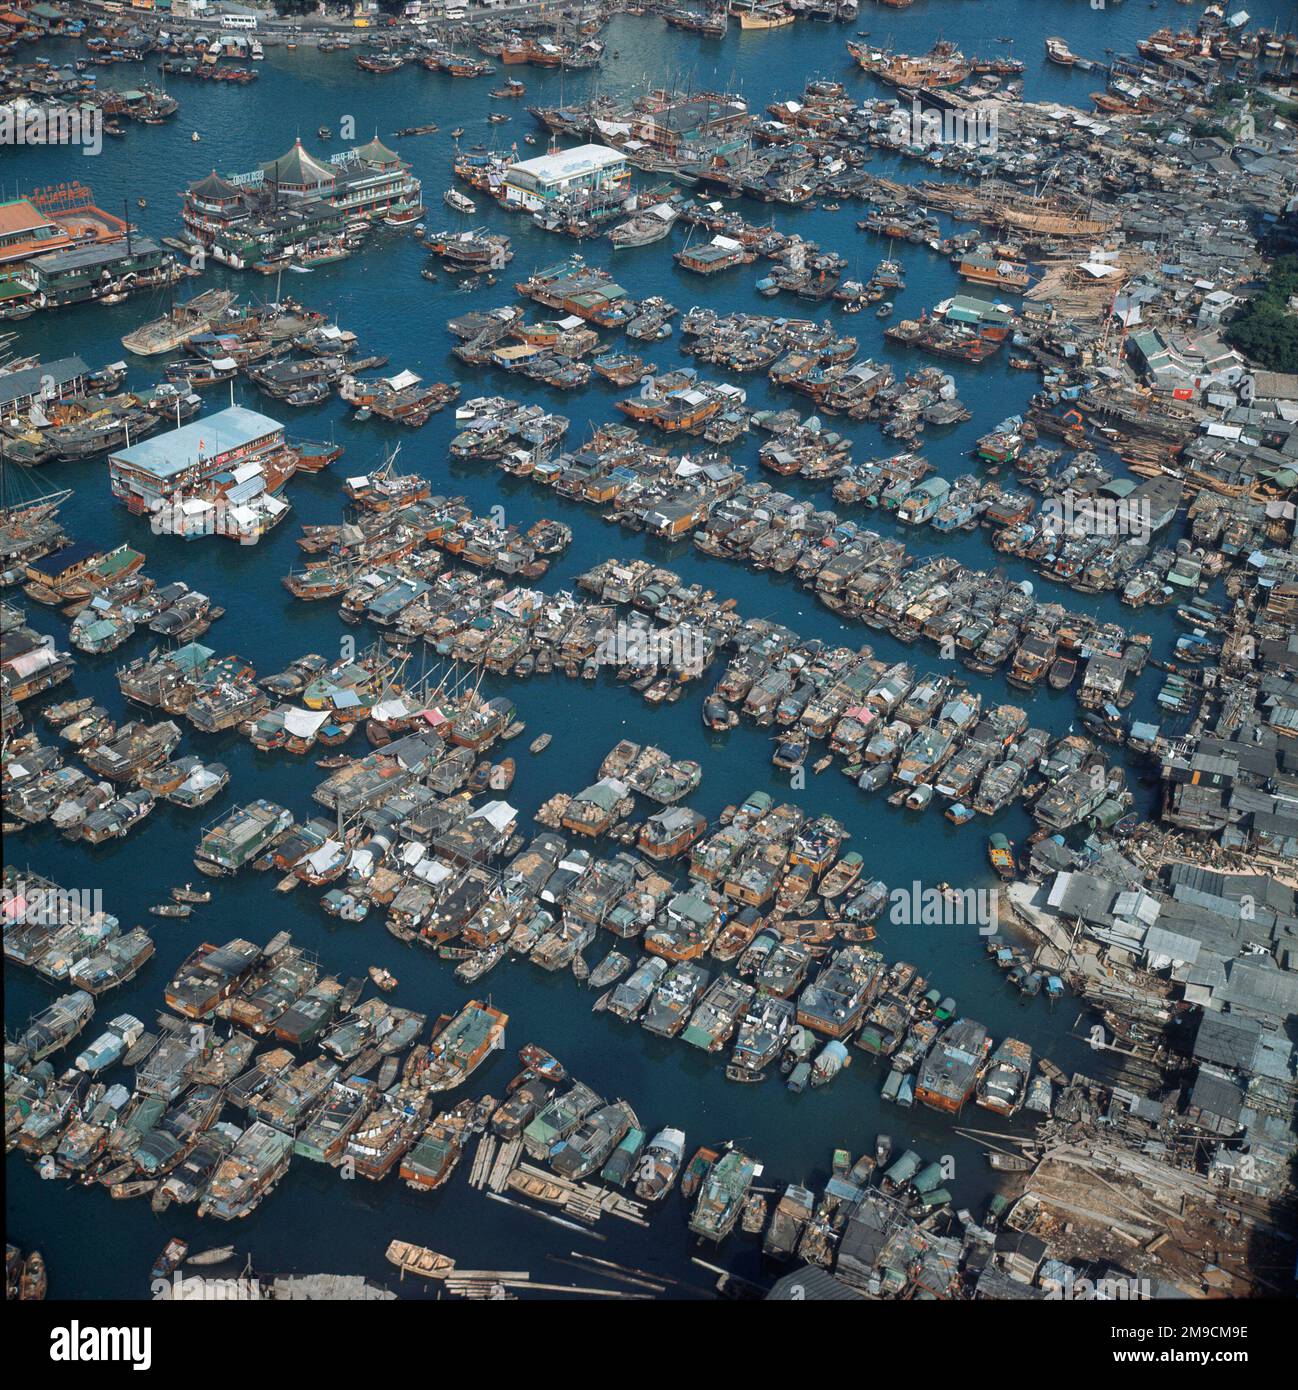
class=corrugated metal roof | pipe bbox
[1144,925,1201,967]
[0,354,87,408]
[766,1266,862,1300]
[110,406,281,480]
[1193,1011,1262,1070]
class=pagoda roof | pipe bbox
[189,169,242,201]
[262,140,335,188]
[353,135,403,168]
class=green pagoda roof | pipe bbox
[262,140,335,189]
[353,135,403,168]
[190,169,241,201]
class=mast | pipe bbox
[0,458,72,520]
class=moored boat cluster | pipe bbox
[4,0,1298,1307]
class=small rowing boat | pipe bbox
[368,966,398,992]
[187,1245,237,1266]
[171,884,212,904]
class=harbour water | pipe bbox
[6,3,1204,1298]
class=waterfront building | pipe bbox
[181,137,422,266]
[107,404,287,515]
[0,355,88,416]
[0,196,73,299]
[937,293,1014,340]
[502,144,629,212]
[625,90,751,161]
[23,236,175,308]
[0,184,152,307]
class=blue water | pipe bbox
[6,4,1200,1298]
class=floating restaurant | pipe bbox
[21,235,177,310]
[181,137,422,267]
[0,183,136,309]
